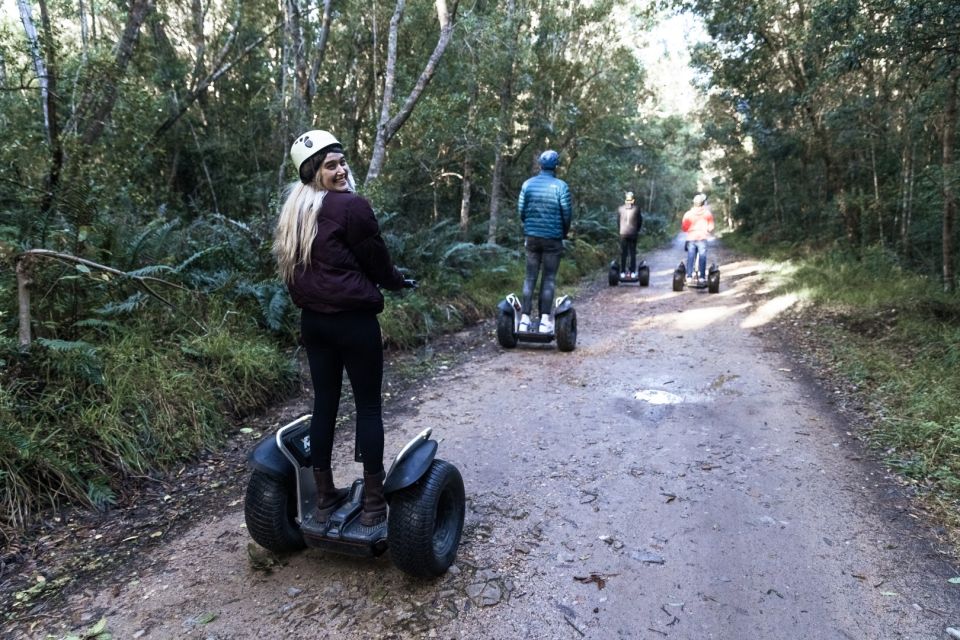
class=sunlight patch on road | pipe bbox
[719,260,764,278]
[741,293,799,328]
[632,291,680,304]
[672,303,750,331]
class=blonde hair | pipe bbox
[273,170,356,283]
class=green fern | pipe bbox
[126,218,181,268]
[35,338,104,385]
[35,338,97,355]
[175,246,225,273]
[234,280,290,331]
[95,292,147,316]
[126,264,175,278]
[86,479,117,509]
[265,288,289,332]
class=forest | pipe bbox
[1,0,958,542]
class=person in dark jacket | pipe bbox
[274,129,412,527]
[617,191,643,278]
[517,149,573,333]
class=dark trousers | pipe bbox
[522,236,564,316]
[300,309,385,475]
[619,235,638,272]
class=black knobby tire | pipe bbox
[244,470,306,553]
[388,459,465,577]
[708,271,720,294]
[672,269,684,292]
[496,311,517,348]
[638,266,650,287]
[555,308,577,352]
[608,266,619,286]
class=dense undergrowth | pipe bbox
[1,206,667,541]
[725,233,960,525]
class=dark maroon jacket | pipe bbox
[288,191,405,314]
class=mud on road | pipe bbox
[11,238,960,639]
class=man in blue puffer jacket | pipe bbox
[517,149,573,333]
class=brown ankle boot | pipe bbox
[312,468,348,523]
[359,470,387,526]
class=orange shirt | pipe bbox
[681,205,715,241]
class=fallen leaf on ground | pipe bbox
[574,573,618,589]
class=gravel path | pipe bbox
[16,238,960,639]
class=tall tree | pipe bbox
[364,0,458,187]
[487,0,520,245]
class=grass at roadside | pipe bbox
[725,232,960,540]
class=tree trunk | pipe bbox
[18,0,50,138]
[16,257,32,352]
[942,67,959,293]
[78,0,89,56]
[364,0,458,187]
[285,0,308,122]
[20,0,64,218]
[308,0,334,100]
[771,160,783,231]
[899,138,915,256]
[486,0,517,245]
[75,0,155,147]
[459,158,472,238]
[870,140,882,246]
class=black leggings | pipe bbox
[300,309,385,475]
[522,236,564,316]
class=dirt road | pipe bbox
[20,238,960,639]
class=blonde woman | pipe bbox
[274,130,411,527]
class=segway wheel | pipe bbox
[388,459,465,577]
[608,267,619,286]
[555,308,577,352]
[496,311,517,348]
[244,470,306,553]
[672,269,685,292]
[707,269,720,294]
[638,265,650,287]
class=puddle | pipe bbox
[633,389,684,405]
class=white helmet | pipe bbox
[693,193,707,205]
[290,130,341,173]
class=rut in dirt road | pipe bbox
[25,238,960,640]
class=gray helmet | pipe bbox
[693,193,707,206]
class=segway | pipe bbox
[244,416,465,578]
[496,293,577,351]
[607,260,650,287]
[672,259,720,293]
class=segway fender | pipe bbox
[497,299,515,316]
[384,439,438,494]
[554,295,574,316]
[248,436,294,483]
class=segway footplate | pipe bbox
[301,479,387,556]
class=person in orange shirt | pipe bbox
[680,193,715,283]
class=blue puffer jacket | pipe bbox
[518,169,572,239]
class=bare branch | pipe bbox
[15,249,205,351]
